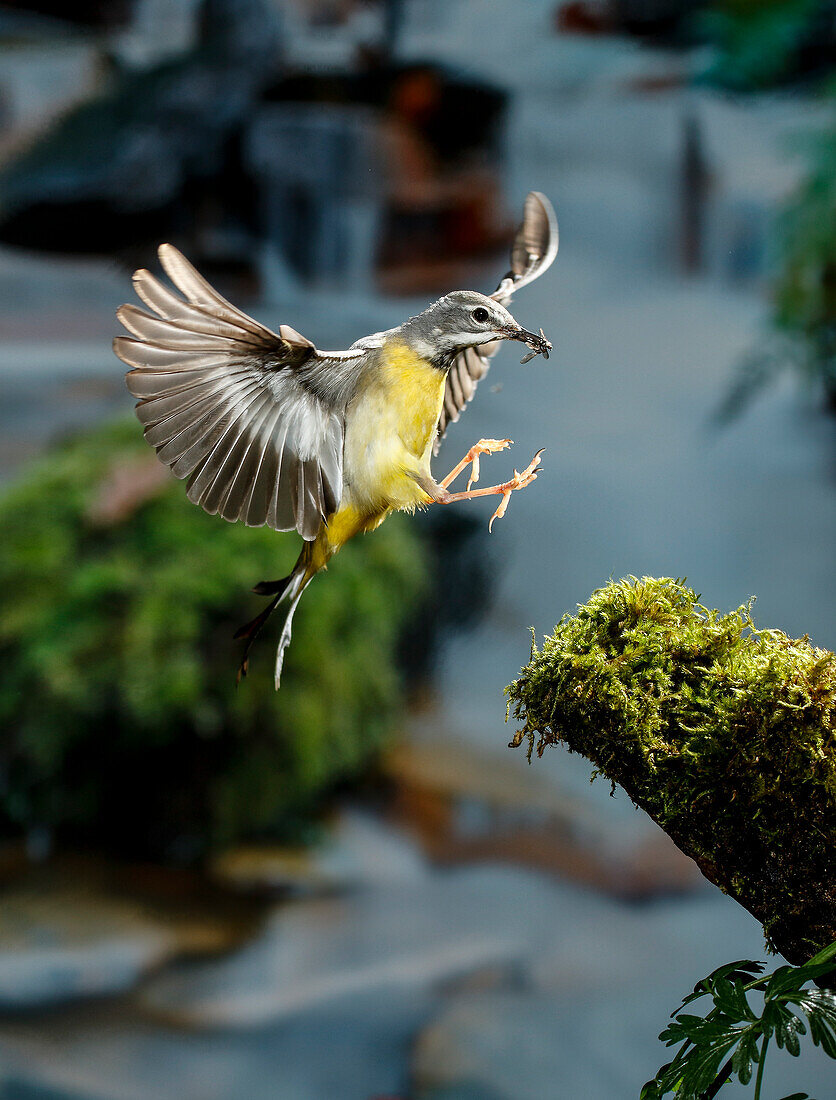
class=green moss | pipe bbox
[0,420,429,859]
[506,577,836,962]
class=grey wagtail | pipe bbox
[114,191,557,687]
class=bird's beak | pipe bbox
[499,323,552,364]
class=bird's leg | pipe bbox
[439,438,513,491]
[234,591,284,683]
[434,448,543,531]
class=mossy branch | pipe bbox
[506,577,836,964]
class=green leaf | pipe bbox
[806,941,836,969]
[732,1028,762,1085]
[787,988,836,1017]
[645,944,836,1098]
[762,999,786,1037]
[659,1022,688,1046]
[770,951,836,995]
[650,1047,693,1094]
[675,1035,741,1098]
[670,1013,740,1046]
[805,941,836,968]
[799,996,836,1059]
[680,960,768,1008]
[639,1078,665,1100]
[681,987,709,1007]
[706,959,766,986]
[772,1008,805,1056]
[767,965,801,997]
[712,976,757,1022]
[794,956,836,987]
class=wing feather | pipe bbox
[126,366,244,399]
[187,388,275,514]
[272,418,294,524]
[216,400,278,523]
[157,243,272,336]
[172,382,264,479]
[436,191,558,448]
[241,403,285,527]
[115,244,351,538]
[156,386,260,468]
[117,304,266,352]
[132,270,261,338]
[141,380,242,443]
[211,408,275,520]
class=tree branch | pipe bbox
[506,577,836,963]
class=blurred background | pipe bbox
[1,1,836,1097]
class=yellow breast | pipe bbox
[379,340,447,458]
[342,339,446,516]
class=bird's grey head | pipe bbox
[401,290,550,368]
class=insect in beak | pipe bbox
[498,323,552,363]
[518,327,551,364]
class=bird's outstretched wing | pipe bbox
[436,191,558,448]
[115,244,356,539]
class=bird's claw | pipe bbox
[465,437,512,489]
[488,449,544,531]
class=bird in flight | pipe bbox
[114,191,558,687]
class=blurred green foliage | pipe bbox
[0,420,428,860]
[720,93,836,419]
[772,104,836,400]
[699,0,822,91]
[507,577,836,963]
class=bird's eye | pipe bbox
[472,307,490,323]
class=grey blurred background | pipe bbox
[1,1,836,1097]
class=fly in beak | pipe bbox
[500,323,552,364]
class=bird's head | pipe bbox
[404,290,551,367]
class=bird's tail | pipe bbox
[235,549,314,689]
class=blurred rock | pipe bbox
[414,992,579,1100]
[210,809,425,896]
[139,864,628,1028]
[386,735,701,898]
[0,860,263,1011]
[3,870,833,1100]
[0,987,430,1100]
[0,0,282,254]
[0,885,173,1010]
